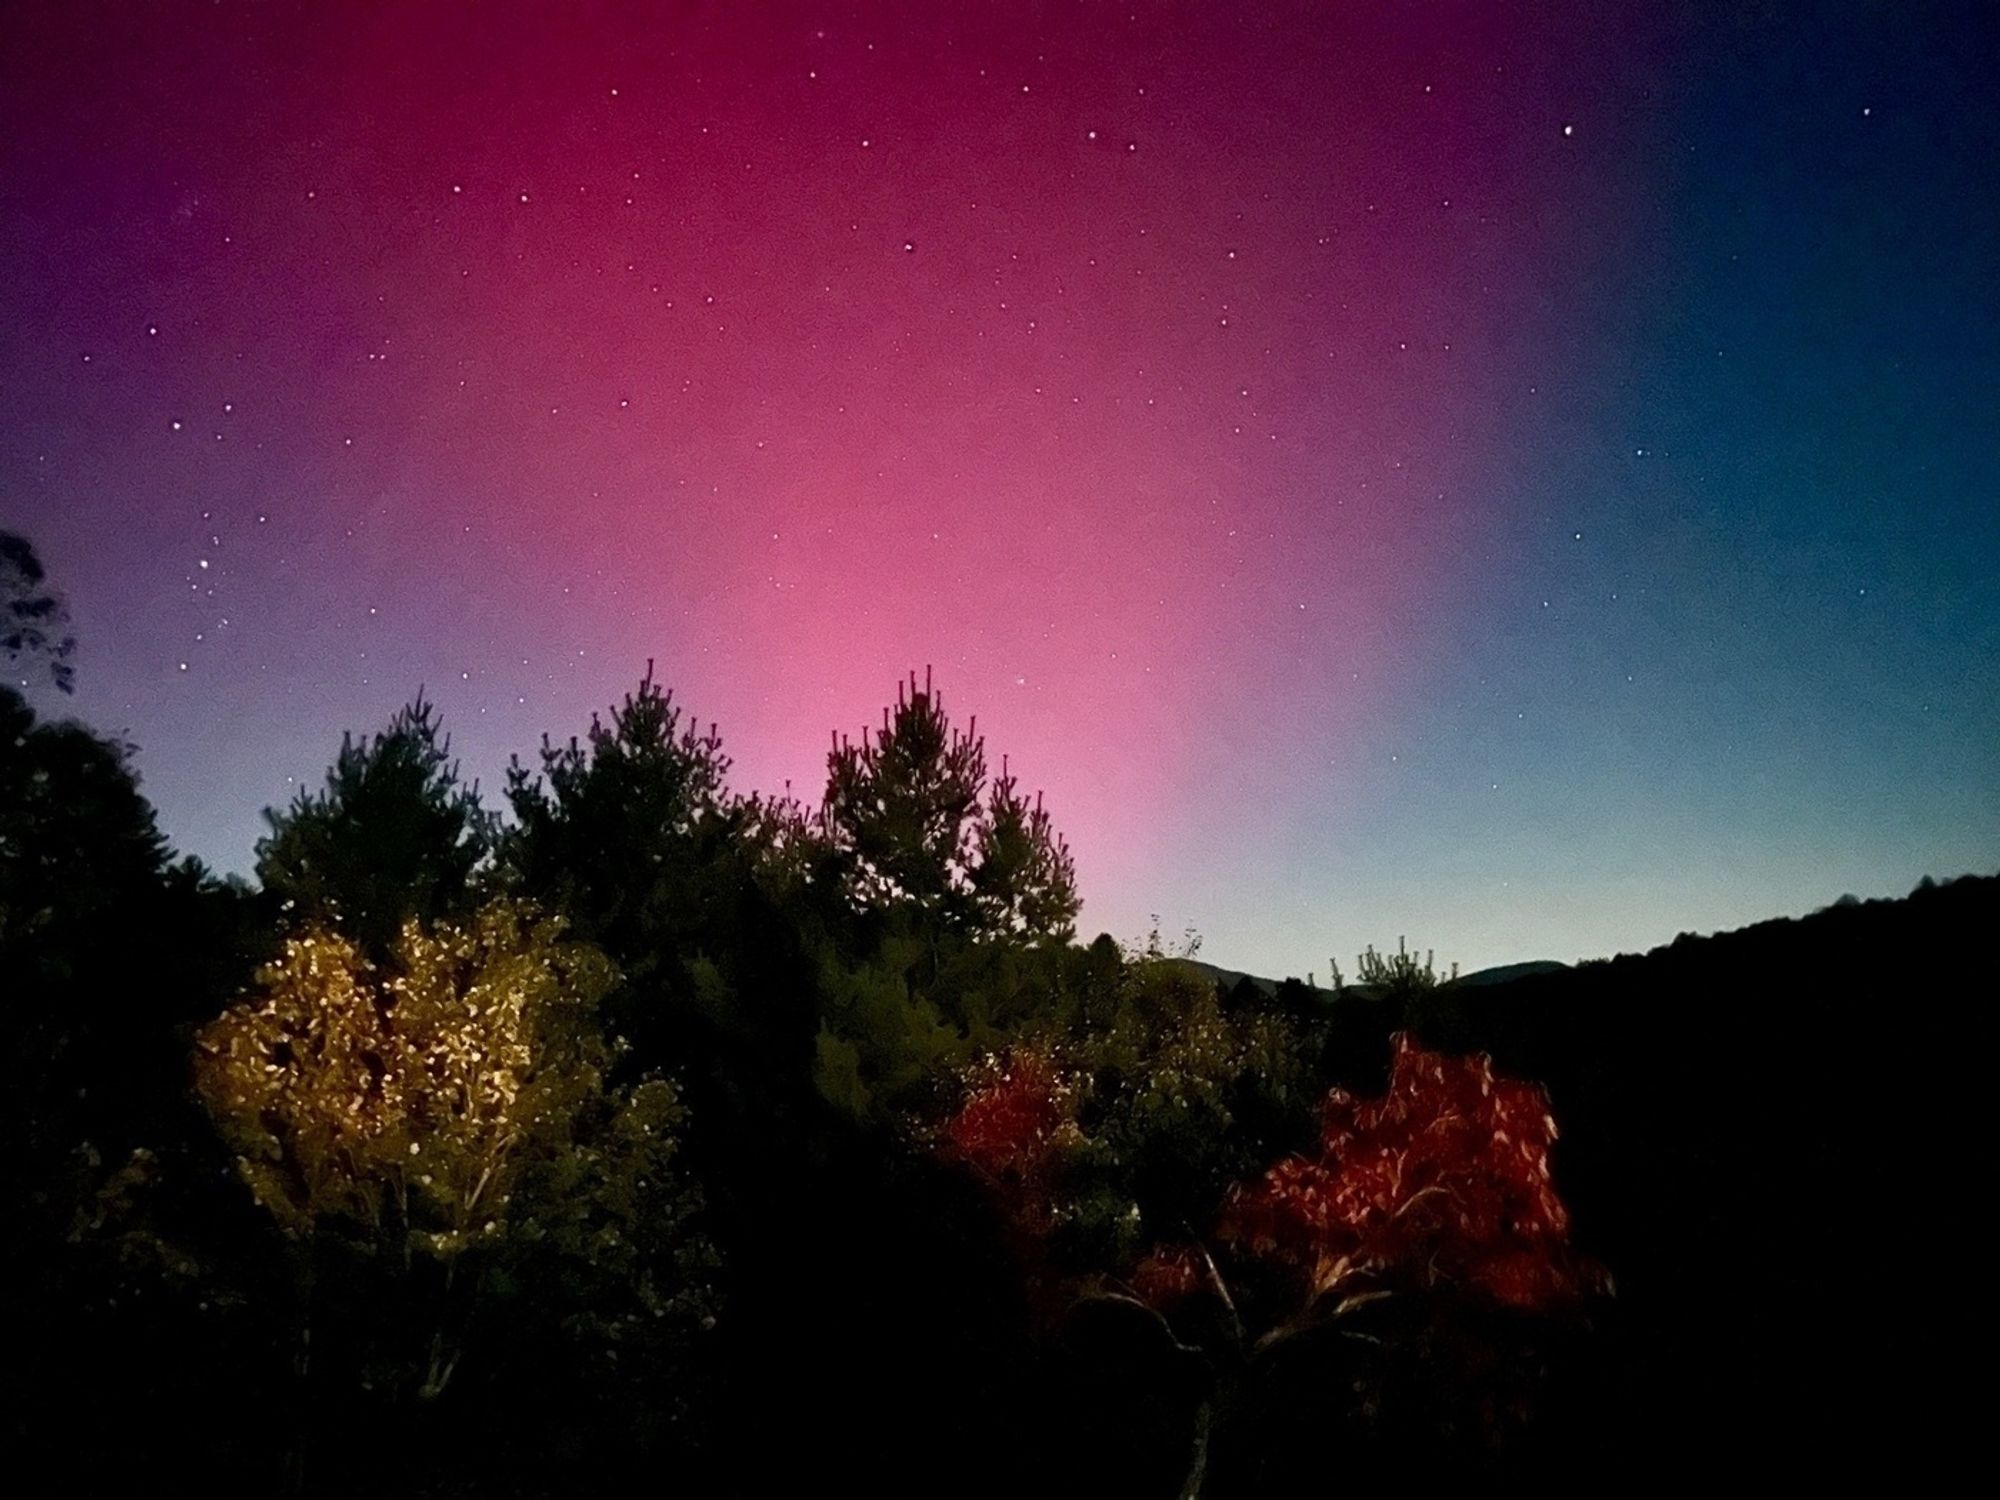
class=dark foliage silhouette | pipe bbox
[822,666,1078,944]
[256,694,493,959]
[0,530,76,694]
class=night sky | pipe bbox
[4,2,1995,976]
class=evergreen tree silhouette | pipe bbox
[823,666,987,924]
[255,694,492,959]
[822,667,1076,943]
[972,755,1080,940]
[501,662,738,968]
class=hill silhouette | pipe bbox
[1177,954,1569,998]
[1386,872,1992,1483]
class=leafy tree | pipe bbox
[256,695,493,959]
[1179,1038,1605,1492]
[940,1048,1080,1208]
[194,899,716,1407]
[0,535,164,1135]
[945,1021,1605,1493]
[0,685,206,1182]
[4,683,273,1496]
[0,685,166,960]
[1214,1034,1604,1312]
[1068,959,1310,1253]
[0,546,212,1196]
[0,530,76,694]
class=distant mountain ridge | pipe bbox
[1174,955,1569,1000]
[1178,875,1989,1000]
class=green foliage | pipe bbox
[823,668,987,921]
[12,613,1997,1486]
[970,757,1081,940]
[813,923,1104,1120]
[499,665,829,1187]
[811,1026,873,1120]
[811,937,965,1116]
[256,695,493,959]
[942,945,1318,1279]
[1061,956,1313,1258]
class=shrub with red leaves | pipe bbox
[1218,1033,1606,1312]
[938,1048,1073,1230]
[1128,1243,1205,1305]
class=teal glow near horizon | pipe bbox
[4,2,1994,976]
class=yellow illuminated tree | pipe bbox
[195,898,714,1404]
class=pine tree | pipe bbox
[813,672,1081,1115]
[972,756,1081,940]
[256,695,492,959]
[821,668,1077,943]
[823,667,987,922]
[1332,935,1459,1001]
[500,662,738,972]
[501,664,826,1201]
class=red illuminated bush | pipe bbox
[938,1047,1075,1231]
[1218,1034,1605,1313]
[1129,1243,1205,1305]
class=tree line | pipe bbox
[23,527,1975,1491]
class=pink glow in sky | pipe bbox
[23,6,1983,975]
